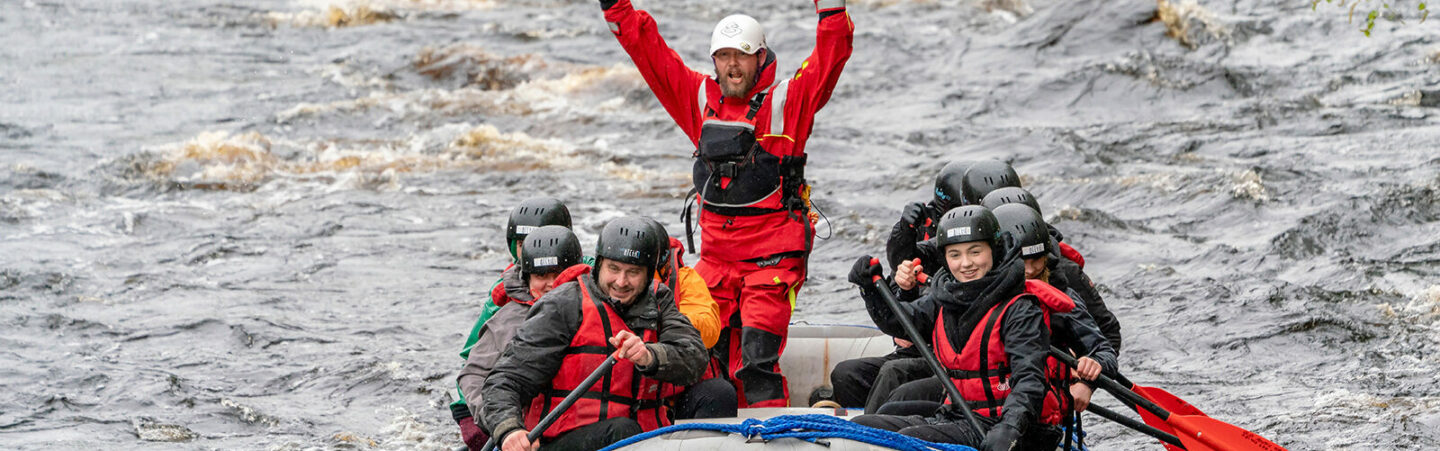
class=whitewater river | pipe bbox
[2,0,1437,449]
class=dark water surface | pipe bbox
[2,0,1438,449]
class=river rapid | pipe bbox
[2,0,1438,449]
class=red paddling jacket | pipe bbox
[602,0,853,261]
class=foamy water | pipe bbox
[2,0,1438,449]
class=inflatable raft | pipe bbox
[606,324,969,451]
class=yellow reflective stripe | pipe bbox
[787,282,798,311]
[760,134,794,142]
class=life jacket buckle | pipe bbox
[713,162,739,179]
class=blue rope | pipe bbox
[598,414,977,451]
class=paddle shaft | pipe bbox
[1047,347,1172,421]
[479,355,620,451]
[871,275,988,437]
[1085,403,1185,448]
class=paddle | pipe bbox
[1112,372,1208,418]
[1084,403,1185,448]
[867,258,987,437]
[1048,347,1287,451]
[480,355,620,451]
[1108,373,1207,451]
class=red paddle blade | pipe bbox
[1167,414,1288,451]
[1133,384,1206,418]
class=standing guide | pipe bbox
[597,0,854,407]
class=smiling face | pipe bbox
[597,258,648,305]
[528,271,561,299]
[944,241,994,283]
[713,48,761,99]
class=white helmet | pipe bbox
[709,14,765,55]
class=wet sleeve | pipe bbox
[886,218,920,271]
[1072,269,1122,354]
[459,278,505,360]
[602,0,708,142]
[779,1,854,149]
[479,289,580,440]
[674,267,721,349]
[458,304,526,419]
[1054,292,1118,378]
[860,282,936,341]
[996,300,1050,431]
[645,289,708,385]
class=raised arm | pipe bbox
[601,0,709,142]
[777,0,854,147]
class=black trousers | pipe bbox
[871,374,946,416]
[851,414,1061,449]
[863,357,938,413]
[674,377,739,419]
[830,346,921,408]
[541,417,642,451]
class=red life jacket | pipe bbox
[691,57,808,217]
[932,280,1076,425]
[523,279,671,440]
[491,264,520,307]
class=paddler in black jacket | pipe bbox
[981,186,1123,354]
[481,216,708,451]
[990,203,1118,414]
[848,205,1068,450]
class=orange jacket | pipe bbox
[671,266,720,349]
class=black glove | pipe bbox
[981,423,1021,451]
[848,256,883,287]
[899,202,925,230]
[599,0,619,10]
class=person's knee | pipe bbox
[603,417,642,441]
[682,378,738,419]
[832,359,866,386]
[737,327,784,365]
[851,414,896,431]
[887,379,943,403]
[875,400,941,417]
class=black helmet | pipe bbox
[595,216,661,270]
[960,160,1020,205]
[506,197,572,260]
[935,205,1001,250]
[933,160,972,210]
[981,186,1041,215]
[521,225,583,275]
[992,204,1050,259]
[641,217,673,269]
